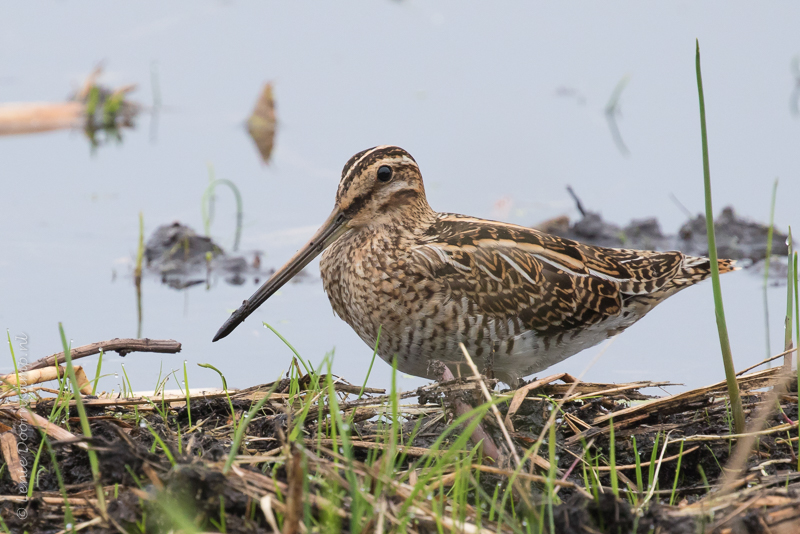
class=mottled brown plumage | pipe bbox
[214,146,736,384]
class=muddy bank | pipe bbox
[2,346,799,533]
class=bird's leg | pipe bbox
[482,347,495,381]
[429,360,504,464]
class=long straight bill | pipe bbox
[212,209,350,341]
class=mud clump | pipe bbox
[678,206,789,262]
[143,222,276,289]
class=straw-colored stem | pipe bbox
[135,212,144,339]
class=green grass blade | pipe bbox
[6,331,22,402]
[202,176,244,251]
[669,440,686,505]
[609,415,619,497]
[223,378,282,474]
[59,323,107,515]
[263,322,312,375]
[91,350,104,395]
[26,440,46,499]
[547,421,557,534]
[785,228,794,355]
[183,360,192,427]
[795,252,799,359]
[135,212,145,339]
[198,363,237,434]
[40,432,74,528]
[143,421,176,466]
[763,178,779,361]
[695,39,745,434]
[357,325,380,402]
[764,179,779,286]
[647,432,661,491]
[632,435,643,496]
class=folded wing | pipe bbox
[409,214,685,337]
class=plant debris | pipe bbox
[0,64,138,146]
[247,82,277,165]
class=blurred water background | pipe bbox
[1,2,799,393]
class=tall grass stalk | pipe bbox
[785,228,794,357]
[794,250,799,472]
[40,432,74,529]
[389,357,399,470]
[647,432,661,492]
[49,362,71,424]
[697,464,710,493]
[795,251,799,360]
[143,420,176,466]
[59,323,107,516]
[135,211,144,339]
[632,436,643,496]
[546,422,557,534]
[263,322,312,375]
[198,363,238,434]
[201,168,244,252]
[669,440,686,505]
[135,210,144,274]
[26,440,46,499]
[324,360,366,533]
[223,378,282,474]
[695,39,745,434]
[356,325,380,402]
[6,330,22,402]
[609,415,619,497]
[120,363,139,423]
[183,360,192,427]
[764,181,779,268]
[763,178,779,362]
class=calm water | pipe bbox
[2,2,799,393]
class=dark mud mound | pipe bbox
[537,204,789,264]
[144,222,278,289]
[678,206,790,262]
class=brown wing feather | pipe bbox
[410,214,688,336]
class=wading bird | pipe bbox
[213,146,735,385]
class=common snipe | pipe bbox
[214,146,736,384]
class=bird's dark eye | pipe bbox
[376,165,392,182]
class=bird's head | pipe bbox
[213,145,428,342]
[334,145,427,228]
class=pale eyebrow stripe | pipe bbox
[342,146,386,183]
